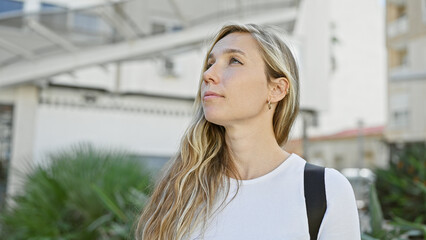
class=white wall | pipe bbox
[301,0,386,136]
[32,88,193,164]
[294,0,331,113]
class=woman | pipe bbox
[136,23,360,240]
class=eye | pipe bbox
[205,61,214,70]
[229,57,242,65]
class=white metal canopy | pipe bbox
[0,0,299,88]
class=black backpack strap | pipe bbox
[304,162,327,240]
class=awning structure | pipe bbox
[0,0,300,88]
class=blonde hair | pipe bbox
[135,23,300,240]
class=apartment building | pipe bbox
[385,0,426,151]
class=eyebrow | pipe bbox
[208,48,246,59]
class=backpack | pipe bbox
[304,162,327,240]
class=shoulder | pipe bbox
[295,155,356,202]
[318,168,361,239]
[324,168,356,203]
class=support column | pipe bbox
[6,85,38,200]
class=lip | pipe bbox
[203,91,224,99]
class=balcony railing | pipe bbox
[387,15,408,38]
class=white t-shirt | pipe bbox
[188,153,361,240]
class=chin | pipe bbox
[204,116,223,126]
[204,113,226,126]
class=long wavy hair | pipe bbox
[136,23,300,240]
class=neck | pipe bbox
[224,121,290,180]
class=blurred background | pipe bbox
[0,0,424,239]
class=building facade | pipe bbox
[385,0,426,148]
[285,125,389,171]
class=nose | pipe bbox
[203,64,219,85]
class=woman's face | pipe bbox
[201,32,270,126]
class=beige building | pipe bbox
[385,0,426,146]
[285,125,389,171]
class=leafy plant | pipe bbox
[375,143,425,223]
[362,143,426,240]
[362,184,403,240]
[362,184,426,240]
[0,142,154,240]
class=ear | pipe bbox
[268,77,289,103]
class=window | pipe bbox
[392,110,409,127]
[396,4,406,19]
[390,93,410,128]
[387,2,407,22]
[162,57,178,78]
[389,47,408,69]
[398,48,408,67]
